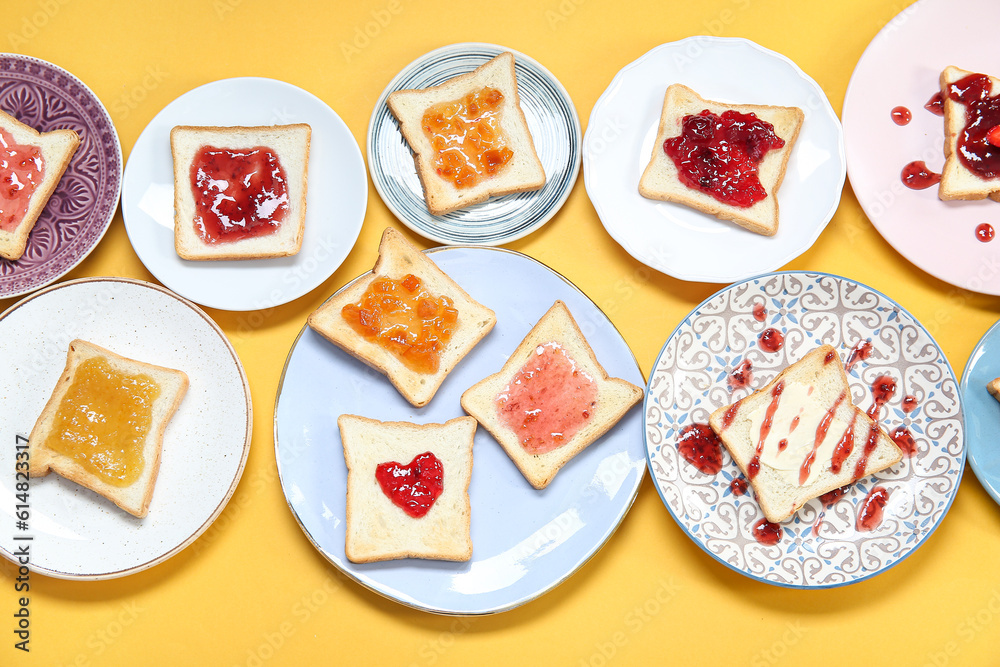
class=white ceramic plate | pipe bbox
[584,37,846,283]
[367,43,582,246]
[960,319,1000,505]
[645,272,964,587]
[275,247,644,614]
[843,0,1000,294]
[122,77,367,311]
[0,278,251,579]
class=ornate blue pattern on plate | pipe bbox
[367,43,581,246]
[644,272,964,587]
[960,319,1000,505]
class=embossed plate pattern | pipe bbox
[0,54,122,299]
[644,272,964,588]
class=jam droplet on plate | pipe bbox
[867,374,897,420]
[758,328,784,353]
[728,359,753,392]
[925,91,944,116]
[496,342,598,455]
[891,106,912,125]
[752,518,782,545]
[662,109,786,208]
[890,426,918,457]
[0,128,45,233]
[752,301,767,322]
[857,486,889,531]
[375,452,444,518]
[845,340,872,372]
[976,223,995,242]
[819,485,850,506]
[901,160,941,190]
[729,478,748,496]
[901,395,918,413]
[676,423,724,475]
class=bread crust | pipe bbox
[938,66,1000,201]
[27,339,189,518]
[708,345,903,523]
[339,414,475,563]
[638,84,803,236]
[307,227,496,408]
[171,124,310,260]
[987,377,1000,402]
[387,51,546,215]
[0,109,80,261]
[461,300,642,489]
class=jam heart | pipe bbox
[375,451,443,518]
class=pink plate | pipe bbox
[843,0,1000,295]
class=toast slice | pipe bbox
[638,84,803,236]
[461,300,642,489]
[708,345,903,523]
[308,227,496,408]
[387,51,546,215]
[27,340,189,518]
[0,109,80,260]
[339,414,475,563]
[938,66,1000,201]
[171,124,310,260]
[988,377,1000,402]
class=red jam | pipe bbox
[752,301,767,322]
[730,478,748,496]
[946,73,1000,179]
[901,160,941,190]
[901,395,918,413]
[375,452,444,518]
[890,426,917,457]
[867,374,896,420]
[748,381,784,480]
[830,412,859,474]
[853,423,882,482]
[758,328,784,353]
[191,145,289,243]
[662,109,785,208]
[891,106,912,125]
[0,128,45,233]
[676,423,724,475]
[496,342,598,454]
[728,359,753,392]
[857,486,889,531]
[845,340,872,372]
[341,274,458,374]
[722,400,741,429]
[752,518,782,546]
[976,223,995,242]
[799,392,845,485]
[819,486,850,506]
[925,92,944,116]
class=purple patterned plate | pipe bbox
[645,272,965,588]
[0,54,122,299]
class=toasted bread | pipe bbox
[708,345,903,523]
[0,109,80,261]
[387,51,545,215]
[339,414,475,563]
[27,340,189,518]
[638,84,803,236]
[171,124,310,260]
[938,66,1000,202]
[988,377,1000,402]
[308,227,496,407]
[461,300,642,489]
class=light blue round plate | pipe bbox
[960,319,1000,504]
[367,43,581,246]
[274,246,644,614]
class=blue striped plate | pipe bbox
[367,43,581,246]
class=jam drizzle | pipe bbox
[0,128,45,233]
[845,340,872,372]
[901,395,918,413]
[728,359,753,392]
[676,423,724,475]
[799,392,846,485]
[830,412,860,474]
[853,423,882,482]
[857,486,889,531]
[890,426,918,458]
[925,92,944,116]
[812,485,851,537]
[867,375,897,420]
[748,381,784,480]
[901,161,941,190]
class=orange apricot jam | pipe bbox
[43,357,161,487]
[341,273,458,374]
[421,86,514,189]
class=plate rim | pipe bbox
[365,42,582,247]
[0,276,253,580]
[120,75,367,311]
[273,244,645,615]
[0,53,123,300]
[643,269,966,589]
[583,35,847,283]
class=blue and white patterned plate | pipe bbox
[367,43,581,246]
[960,319,1000,505]
[645,272,965,588]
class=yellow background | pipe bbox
[3,0,1000,664]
